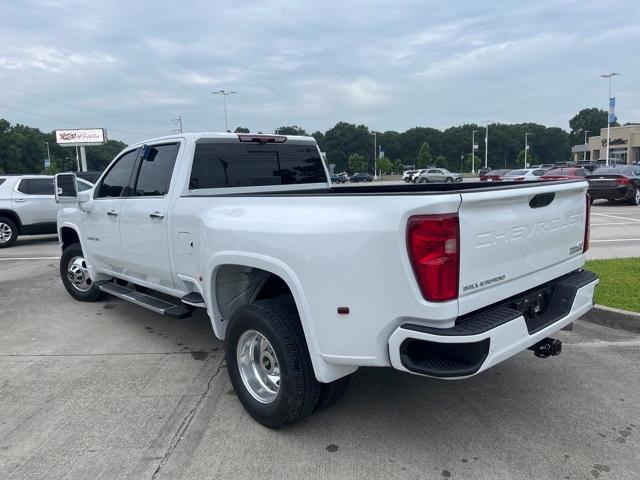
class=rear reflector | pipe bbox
[584,194,591,253]
[238,134,287,143]
[407,214,459,301]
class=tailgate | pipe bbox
[457,181,588,315]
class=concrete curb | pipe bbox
[579,304,640,333]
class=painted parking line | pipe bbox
[0,256,61,261]
[590,222,640,226]
[592,213,640,223]
[590,239,640,243]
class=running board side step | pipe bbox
[99,283,191,319]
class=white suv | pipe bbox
[0,175,92,247]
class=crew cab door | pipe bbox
[118,142,180,289]
[12,177,58,228]
[84,148,139,272]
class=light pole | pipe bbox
[211,90,236,132]
[43,141,51,168]
[484,123,489,168]
[524,132,532,168]
[581,129,589,162]
[600,73,620,166]
[371,132,377,179]
[471,130,477,173]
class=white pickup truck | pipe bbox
[55,132,598,427]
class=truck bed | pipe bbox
[191,180,581,197]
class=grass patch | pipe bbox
[584,257,640,313]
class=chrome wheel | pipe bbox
[236,330,280,404]
[67,256,92,292]
[635,188,640,205]
[0,222,12,244]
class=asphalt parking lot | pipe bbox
[1,203,639,480]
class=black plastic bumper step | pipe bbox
[99,283,191,318]
[181,292,205,308]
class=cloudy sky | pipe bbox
[1,0,639,144]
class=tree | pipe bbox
[377,156,393,176]
[234,126,250,133]
[417,142,432,168]
[322,122,371,173]
[275,125,308,136]
[434,155,446,167]
[516,149,538,167]
[347,153,367,173]
[569,108,608,146]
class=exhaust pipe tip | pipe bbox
[529,337,562,358]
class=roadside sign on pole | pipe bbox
[608,97,616,124]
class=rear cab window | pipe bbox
[189,140,326,190]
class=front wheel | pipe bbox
[630,187,640,206]
[446,177,453,183]
[60,243,104,301]
[420,178,428,183]
[226,299,320,428]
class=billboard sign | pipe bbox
[55,128,107,146]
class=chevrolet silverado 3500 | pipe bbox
[54,132,597,427]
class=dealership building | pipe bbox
[571,124,640,164]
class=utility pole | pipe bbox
[43,141,51,168]
[583,129,589,162]
[471,130,477,173]
[524,132,532,168]
[600,73,620,166]
[371,131,377,179]
[211,90,237,132]
[171,115,183,133]
[484,123,489,168]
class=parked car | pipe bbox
[54,131,596,427]
[416,168,463,183]
[480,169,511,181]
[0,175,93,247]
[540,167,587,181]
[587,165,640,205]
[478,167,493,177]
[530,164,555,170]
[330,174,347,184]
[502,168,548,181]
[350,172,373,183]
[402,170,418,183]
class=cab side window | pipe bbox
[96,149,139,198]
[133,143,180,196]
[17,178,54,195]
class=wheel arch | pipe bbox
[206,252,356,383]
[59,225,81,251]
[0,209,22,232]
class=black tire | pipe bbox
[420,178,428,183]
[629,187,640,206]
[226,299,320,428]
[0,216,19,248]
[446,177,453,183]
[316,374,351,411]
[60,243,105,302]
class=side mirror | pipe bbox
[55,173,78,204]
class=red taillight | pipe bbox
[616,177,631,185]
[237,134,287,143]
[407,214,459,301]
[584,194,590,253]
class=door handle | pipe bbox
[149,211,164,219]
[107,210,118,217]
[13,199,26,203]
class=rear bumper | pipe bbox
[588,186,633,200]
[388,270,598,378]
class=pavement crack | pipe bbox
[149,359,225,480]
